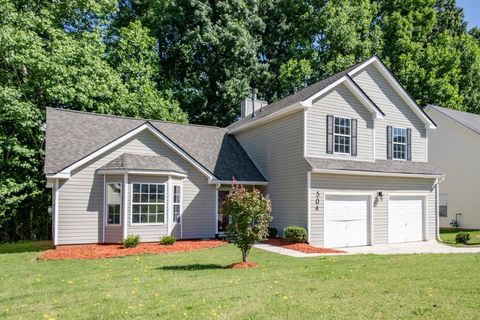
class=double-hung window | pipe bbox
[393,127,407,160]
[334,117,351,154]
[106,183,121,225]
[132,183,165,224]
[173,185,182,223]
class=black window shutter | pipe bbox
[351,119,357,156]
[326,115,334,154]
[407,128,412,161]
[387,126,393,160]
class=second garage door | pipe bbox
[324,195,370,248]
[388,196,425,243]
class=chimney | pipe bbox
[240,88,267,119]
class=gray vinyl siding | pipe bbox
[235,111,309,235]
[306,83,374,161]
[104,175,123,243]
[309,173,436,247]
[351,64,427,162]
[426,108,480,228]
[57,129,216,245]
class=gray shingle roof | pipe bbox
[227,57,381,131]
[426,104,480,135]
[45,108,266,182]
[99,153,187,174]
[305,157,442,176]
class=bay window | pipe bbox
[131,183,165,224]
[106,183,121,225]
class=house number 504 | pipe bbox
[315,191,320,211]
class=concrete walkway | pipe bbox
[254,241,480,257]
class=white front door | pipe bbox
[388,196,425,243]
[324,195,369,248]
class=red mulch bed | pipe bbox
[263,238,345,254]
[39,240,226,260]
[227,261,260,269]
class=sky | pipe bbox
[456,0,480,29]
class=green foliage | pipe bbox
[160,235,176,245]
[267,227,278,238]
[220,184,272,262]
[0,0,186,241]
[284,226,308,243]
[455,232,470,244]
[123,235,140,248]
[2,0,480,243]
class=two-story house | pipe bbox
[45,56,443,248]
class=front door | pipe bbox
[217,190,230,234]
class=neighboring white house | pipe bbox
[425,105,480,229]
[45,56,444,248]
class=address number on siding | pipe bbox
[315,191,320,211]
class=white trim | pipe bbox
[47,172,70,179]
[387,194,429,243]
[307,171,311,243]
[123,174,128,239]
[333,115,352,155]
[303,109,308,158]
[98,169,187,178]
[348,56,436,129]
[301,77,384,119]
[392,127,407,160]
[129,182,168,226]
[227,103,306,134]
[54,123,215,180]
[103,175,106,243]
[54,179,59,246]
[435,182,440,240]
[210,180,268,186]
[215,188,219,234]
[373,126,376,161]
[167,176,173,234]
[172,182,183,239]
[105,182,122,227]
[311,168,443,179]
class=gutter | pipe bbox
[311,168,445,179]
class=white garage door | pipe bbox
[388,196,425,244]
[324,195,369,248]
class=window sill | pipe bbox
[129,223,167,227]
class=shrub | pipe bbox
[268,227,278,238]
[284,226,307,243]
[220,184,272,262]
[455,232,470,244]
[122,234,140,248]
[160,235,176,245]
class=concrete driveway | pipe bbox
[340,240,480,255]
[254,240,480,257]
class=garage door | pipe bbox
[388,196,425,244]
[324,195,369,248]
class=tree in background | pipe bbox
[1,0,480,242]
[0,0,185,242]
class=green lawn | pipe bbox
[440,229,480,246]
[0,242,479,319]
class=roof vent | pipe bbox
[240,88,267,118]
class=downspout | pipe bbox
[434,176,445,241]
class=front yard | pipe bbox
[440,228,480,246]
[0,242,479,319]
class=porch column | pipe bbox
[54,178,59,246]
[123,173,128,239]
[167,175,173,234]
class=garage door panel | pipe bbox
[324,195,369,248]
[389,196,424,244]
